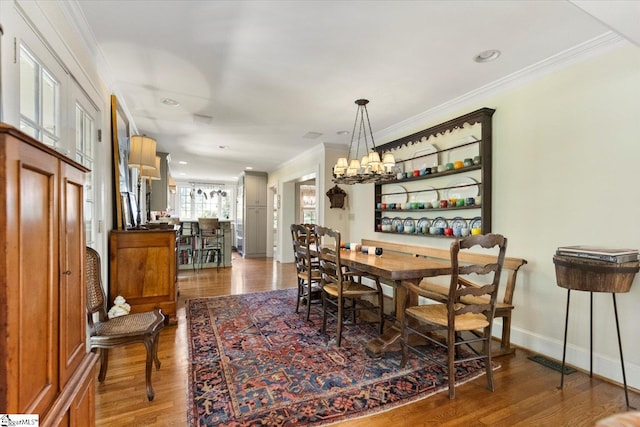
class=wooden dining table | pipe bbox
[336,249,452,357]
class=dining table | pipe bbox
[335,249,452,357]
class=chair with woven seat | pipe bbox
[85,247,165,401]
[196,217,223,270]
[315,225,384,347]
[290,223,322,320]
[400,233,507,399]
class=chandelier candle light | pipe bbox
[333,99,395,184]
[128,135,157,228]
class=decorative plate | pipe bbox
[469,217,482,230]
[411,143,439,170]
[393,158,404,174]
[444,177,479,200]
[432,216,448,228]
[392,217,404,231]
[383,185,408,204]
[417,217,431,229]
[447,135,479,163]
[450,217,467,230]
[403,217,416,228]
[414,186,439,203]
[381,217,392,225]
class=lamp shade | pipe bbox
[141,156,162,180]
[128,135,157,169]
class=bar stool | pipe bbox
[196,218,223,270]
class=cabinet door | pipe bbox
[11,141,60,414]
[69,366,95,427]
[59,162,86,388]
[245,173,267,206]
[245,206,267,256]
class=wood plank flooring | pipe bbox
[95,254,637,426]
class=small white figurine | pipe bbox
[108,295,131,319]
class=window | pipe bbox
[75,102,96,246]
[19,45,60,147]
[178,185,233,220]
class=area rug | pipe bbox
[187,288,495,426]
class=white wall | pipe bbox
[268,143,352,263]
[348,43,640,388]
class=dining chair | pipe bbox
[400,233,507,399]
[85,247,165,401]
[315,225,384,347]
[290,223,322,320]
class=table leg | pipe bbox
[559,289,571,389]
[365,280,419,358]
[612,294,633,409]
[590,292,594,376]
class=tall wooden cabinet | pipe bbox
[236,171,268,258]
[0,123,97,426]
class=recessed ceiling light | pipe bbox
[303,131,323,139]
[245,166,253,170]
[474,49,501,63]
[336,130,350,135]
[161,97,180,106]
[178,161,188,165]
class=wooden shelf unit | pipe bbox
[374,108,494,237]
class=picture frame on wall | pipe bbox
[111,95,131,230]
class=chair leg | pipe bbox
[295,278,302,314]
[448,327,456,399]
[98,348,109,382]
[305,282,313,321]
[153,332,162,370]
[337,296,344,347]
[400,316,409,368]
[484,327,495,392]
[144,339,155,401]
[351,298,356,324]
[321,291,328,334]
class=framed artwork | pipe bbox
[111,95,130,229]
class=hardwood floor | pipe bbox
[95,254,637,426]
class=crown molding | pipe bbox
[57,0,137,119]
[375,31,626,144]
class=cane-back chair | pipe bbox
[85,247,165,401]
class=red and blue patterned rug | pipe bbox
[187,288,494,426]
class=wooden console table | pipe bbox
[554,254,639,408]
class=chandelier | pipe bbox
[333,99,395,184]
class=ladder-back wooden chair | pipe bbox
[400,234,507,399]
[290,223,322,320]
[315,226,384,347]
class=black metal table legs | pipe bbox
[559,289,633,409]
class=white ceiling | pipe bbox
[67,0,639,183]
